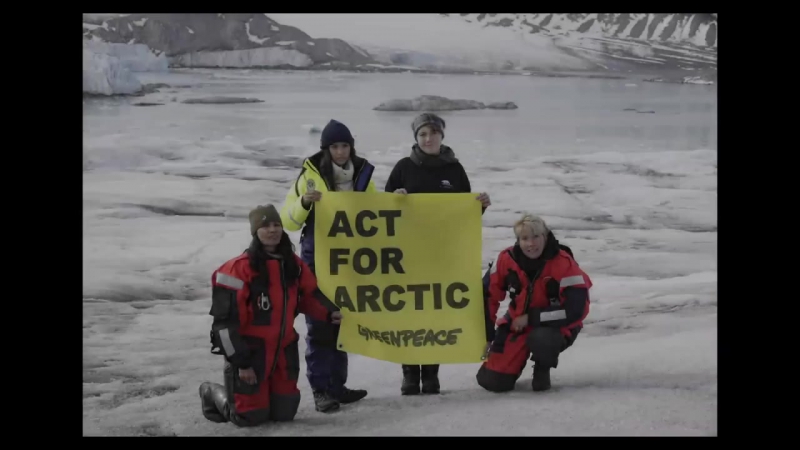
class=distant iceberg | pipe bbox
[682,76,714,85]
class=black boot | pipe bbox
[199,382,230,423]
[401,365,421,395]
[421,365,440,394]
[532,364,551,392]
[313,390,340,413]
[336,386,367,404]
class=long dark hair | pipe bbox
[246,231,301,285]
[319,146,358,192]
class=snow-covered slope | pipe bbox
[84,13,716,76]
[444,14,717,73]
[83,13,377,69]
[449,14,716,48]
[267,14,593,72]
[268,14,716,75]
[83,40,168,96]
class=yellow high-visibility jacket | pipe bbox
[279,151,377,267]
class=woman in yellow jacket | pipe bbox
[279,119,376,413]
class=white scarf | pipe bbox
[332,160,354,191]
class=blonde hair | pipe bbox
[513,213,548,237]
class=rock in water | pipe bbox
[141,83,170,94]
[486,101,518,110]
[373,95,516,111]
[411,95,484,111]
[373,99,414,111]
[182,97,264,104]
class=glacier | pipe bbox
[82,40,169,96]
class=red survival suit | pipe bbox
[477,232,592,392]
[203,252,335,426]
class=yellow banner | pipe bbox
[314,192,486,364]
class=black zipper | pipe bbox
[521,268,542,312]
[510,268,541,341]
[270,259,289,375]
[353,160,365,186]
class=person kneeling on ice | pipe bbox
[477,213,592,392]
[199,205,342,427]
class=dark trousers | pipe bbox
[402,364,439,377]
[305,316,349,395]
[476,325,580,392]
[301,250,350,395]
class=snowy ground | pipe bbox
[82,70,717,436]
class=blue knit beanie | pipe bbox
[320,119,355,150]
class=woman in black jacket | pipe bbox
[385,112,491,395]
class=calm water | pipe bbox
[83,69,717,168]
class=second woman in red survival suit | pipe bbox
[477,213,592,392]
[199,204,342,427]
